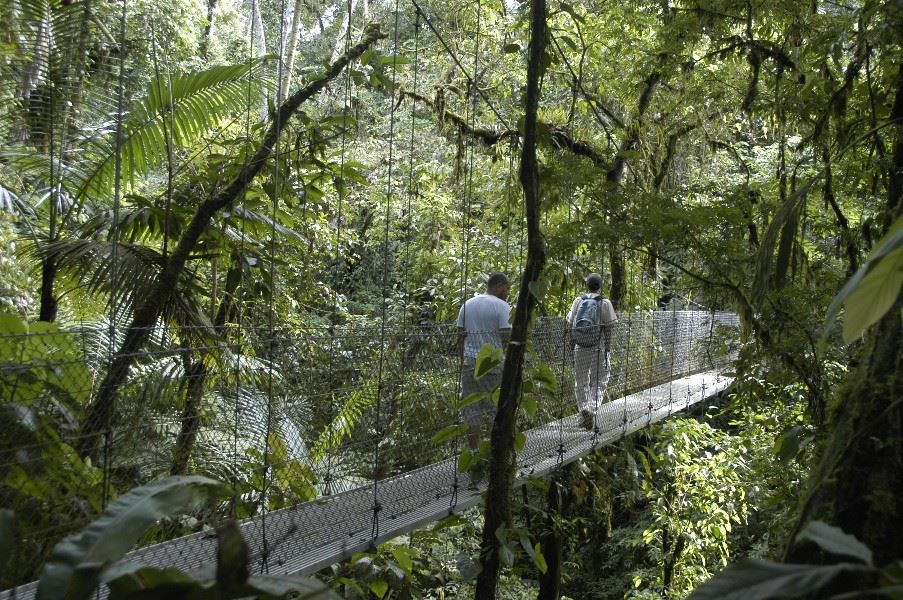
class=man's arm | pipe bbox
[602,323,613,353]
[499,327,512,348]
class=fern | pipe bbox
[310,380,378,464]
[3,59,271,206]
[72,59,272,203]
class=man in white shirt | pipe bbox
[566,273,618,430]
[456,272,512,452]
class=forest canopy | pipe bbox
[1,0,902,598]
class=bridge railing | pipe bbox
[0,310,738,589]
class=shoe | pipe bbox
[580,409,594,431]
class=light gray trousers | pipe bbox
[573,345,610,412]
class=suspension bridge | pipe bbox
[1,310,738,598]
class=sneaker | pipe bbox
[580,410,594,431]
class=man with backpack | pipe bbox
[566,273,618,430]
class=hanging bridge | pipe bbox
[1,310,738,597]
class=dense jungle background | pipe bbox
[1,0,902,598]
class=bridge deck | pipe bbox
[2,369,730,598]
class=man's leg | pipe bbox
[587,347,603,410]
[574,348,591,411]
[597,355,611,402]
[574,348,595,429]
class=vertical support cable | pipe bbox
[149,22,175,260]
[231,0,260,519]
[619,312,632,439]
[666,297,677,417]
[323,0,355,497]
[372,0,403,540]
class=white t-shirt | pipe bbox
[566,293,617,347]
[457,294,512,359]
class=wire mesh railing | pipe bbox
[0,310,738,589]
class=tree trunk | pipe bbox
[279,0,306,103]
[251,0,269,122]
[603,70,660,310]
[474,0,547,596]
[608,244,625,308]
[38,1,93,322]
[785,62,903,567]
[170,358,208,475]
[75,25,386,459]
[38,255,58,322]
[200,0,217,59]
[537,466,569,600]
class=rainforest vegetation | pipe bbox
[1,0,902,598]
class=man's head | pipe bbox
[585,272,603,292]
[486,272,511,300]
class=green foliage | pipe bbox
[310,381,378,464]
[235,432,317,515]
[474,343,504,379]
[634,418,751,596]
[37,475,226,600]
[30,476,336,600]
[690,522,903,600]
[823,213,903,344]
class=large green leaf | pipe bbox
[689,559,866,600]
[243,574,339,598]
[796,521,873,566]
[841,244,903,342]
[103,564,208,599]
[822,214,903,344]
[37,476,226,600]
[474,343,503,379]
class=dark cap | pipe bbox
[585,273,603,291]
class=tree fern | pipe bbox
[4,58,271,206]
[72,59,272,204]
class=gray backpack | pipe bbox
[572,294,603,348]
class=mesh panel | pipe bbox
[0,311,738,595]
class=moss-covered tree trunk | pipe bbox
[786,62,903,565]
[473,0,546,595]
[538,466,570,600]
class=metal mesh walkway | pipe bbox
[129,370,731,580]
[1,310,738,596]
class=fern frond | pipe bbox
[310,380,378,464]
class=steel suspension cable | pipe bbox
[408,0,511,132]
[371,0,404,541]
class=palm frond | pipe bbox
[26,236,161,307]
[226,205,307,245]
[0,181,34,216]
[72,60,272,203]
